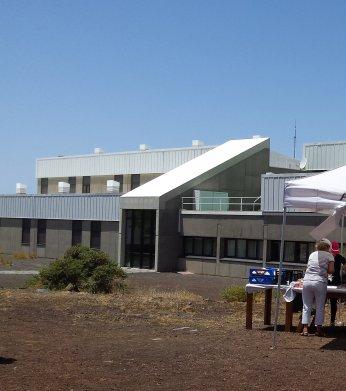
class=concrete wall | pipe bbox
[194,148,270,197]
[0,218,22,253]
[0,218,119,260]
[179,212,346,282]
[45,220,72,258]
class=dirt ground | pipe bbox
[0,275,346,390]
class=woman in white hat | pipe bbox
[301,238,334,336]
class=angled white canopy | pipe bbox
[283,165,346,240]
[284,165,346,213]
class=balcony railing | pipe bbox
[181,196,261,212]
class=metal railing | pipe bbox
[181,196,261,212]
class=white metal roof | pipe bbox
[36,141,298,179]
[303,140,346,171]
[122,137,269,199]
[36,145,215,178]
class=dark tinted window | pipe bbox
[37,220,47,246]
[183,237,216,257]
[267,240,314,264]
[21,219,31,245]
[82,176,90,193]
[68,177,76,193]
[114,175,123,193]
[131,174,140,190]
[223,238,263,260]
[40,178,48,194]
[90,221,101,249]
[72,220,82,246]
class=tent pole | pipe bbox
[341,215,345,255]
[271,206,287,349]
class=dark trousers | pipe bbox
[330,298,338,323]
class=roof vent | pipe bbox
[94,147,105,154]
[192,140,204,147]
[139,144,150,151]
[58,182,70,193]
[252,135,261,139]
[107,180,120,193]
[16,183,27,195]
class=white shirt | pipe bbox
[303,250,334,283]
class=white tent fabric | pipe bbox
[284,165,346,239]
[272,165,346,348]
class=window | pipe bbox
[68,177,76,193]
[72,220,82,246]
[131,174,140,190]
[40,178,48,194]
[114,175,123,193]
[183,237,216,257]
[82,176,90,193]
[21,219,31,245]
[90,221,101,249]
[37,220,47,246]
[223,238,263,260]
[267,240,314,264]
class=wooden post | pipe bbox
[264,289,272,325]
[246,292,253,330]
[285,301,294,332]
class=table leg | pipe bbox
[246,292,253,330]
[264,289,272,325]
[285,301,294,332]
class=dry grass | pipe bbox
[12,251,37,260]
[0,288,249,329]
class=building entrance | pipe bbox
[124,210,156,269]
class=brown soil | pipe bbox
[0,281,345,390]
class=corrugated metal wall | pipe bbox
[304,142,346,171]
[0,194,119,221]
[261,173,310,212]
[36,147,215,178]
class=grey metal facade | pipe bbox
[304,141,346,171]
[261,173,310,212]
[0,194,119,221]
[36,146,215,178]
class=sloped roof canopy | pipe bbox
[120,137,270,209]
[284,165,346,239]
[284,165,346,212]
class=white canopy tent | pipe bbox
[272,165,346,348]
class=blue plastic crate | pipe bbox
[248,268,277,285]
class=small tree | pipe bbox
[38,245,126,293]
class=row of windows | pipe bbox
[40,174,141,194]
[183,237,316,264]
[21,219,102,249]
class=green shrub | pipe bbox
[221,286,246,302]
[37,245,126,293]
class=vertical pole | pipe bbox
[271,207,287,349]
[341,215,345,255]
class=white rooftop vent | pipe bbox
[107,180,120,193]
[300,157,307,170]
[139,144,150,151]
[16,183,27,195]
[192,140,204,147]
[94,147,105,154]
[58,182,70,193]
[252,135,262,139]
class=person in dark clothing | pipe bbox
[329,241,346,325]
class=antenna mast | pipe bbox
[293,119,297,158]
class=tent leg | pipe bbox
[341,215,344,284]
[341,215,344,254]
[271,207,287,349]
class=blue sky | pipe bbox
[1,0,346,193]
